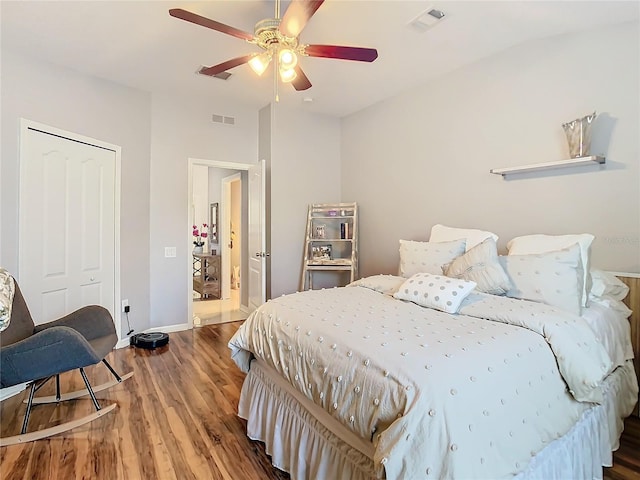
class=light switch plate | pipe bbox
[165,247,176,258]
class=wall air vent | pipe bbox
[409,7,447,32]
[212,114,236,126]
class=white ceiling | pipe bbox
[2,1,638,117]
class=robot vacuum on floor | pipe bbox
[130,332,169,349]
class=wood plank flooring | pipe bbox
[1,322,639,480]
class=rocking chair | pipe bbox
[0,280,133,446]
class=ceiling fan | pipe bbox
[169,0,378,92]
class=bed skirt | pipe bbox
[238,359,638,480]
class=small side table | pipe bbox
[192,253,221,300]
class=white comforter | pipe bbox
[229,282,613,479]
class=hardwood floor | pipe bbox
[1,322,639,480]
[605,415,640,480]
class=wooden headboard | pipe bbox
[616,274,640,417]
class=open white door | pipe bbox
[248,160,266,312]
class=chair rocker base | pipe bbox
[0,403,117,447]
[26,372,134,405]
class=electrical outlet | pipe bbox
[121,299,129,312]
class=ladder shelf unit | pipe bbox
[300,202,359,291]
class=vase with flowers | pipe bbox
[192,223,208,253]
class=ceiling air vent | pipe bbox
[197,66,232,80]
[212,114,235,126]
[409,7,446,32]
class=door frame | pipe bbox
[221,172,242,301]
[187,158,253,327]
[18,118,122,339]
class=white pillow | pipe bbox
[429,224,499,251]
[394,273,477,313]
[348,275,405,296]
[399,239,466,278]
[500,243,584,316]
[444,238,512,295]
[590,269,629,301]
[507,233,594,307]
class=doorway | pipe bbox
[187,159,258,327]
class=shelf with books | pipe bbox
[301,202,358,291]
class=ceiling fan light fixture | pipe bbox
[248,51,273,76]
[278,48,298,69]
[279,66,297,83]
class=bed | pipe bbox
[229,228,639,479]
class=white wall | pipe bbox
[270,106,342,297]
[342,21,640,276]
[192,165,209,250]
[149,94,258,328]
[207,167,241,253]
[0,49,152,337]
[230,178,242,286]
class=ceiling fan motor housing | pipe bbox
[253,18,297,50]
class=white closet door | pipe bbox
[19,127,116,324]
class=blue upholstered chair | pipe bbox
[0,280,133,446]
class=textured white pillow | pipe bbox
[429,224,499,251]
[589,269,629,301]
[348,275,405,296]
[394,273,477,313]
[444,238,512,295]
[500,243,584,315]
[399,239,466,278]
[506,233,594,307]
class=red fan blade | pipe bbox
[304,44,378,62]
[279,0,325,38]
[199,55,255,76]
[169,8,254,41]
[292,66,312,91]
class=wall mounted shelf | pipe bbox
[490,155,605,177]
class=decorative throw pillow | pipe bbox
[444,238,512,295]
[348,275,405,296]
[394,273,477,314]
[0,268,15,332]
[399,239,466,278]
[506,233,594,307]
[429,224,499,251]
[499,243,584,315]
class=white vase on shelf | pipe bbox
[193,245,203,254]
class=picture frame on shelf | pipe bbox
[312,245,332,260]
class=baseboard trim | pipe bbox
[145,323,191,334]
[115,322,191,349]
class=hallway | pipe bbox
[192,289,246,326]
